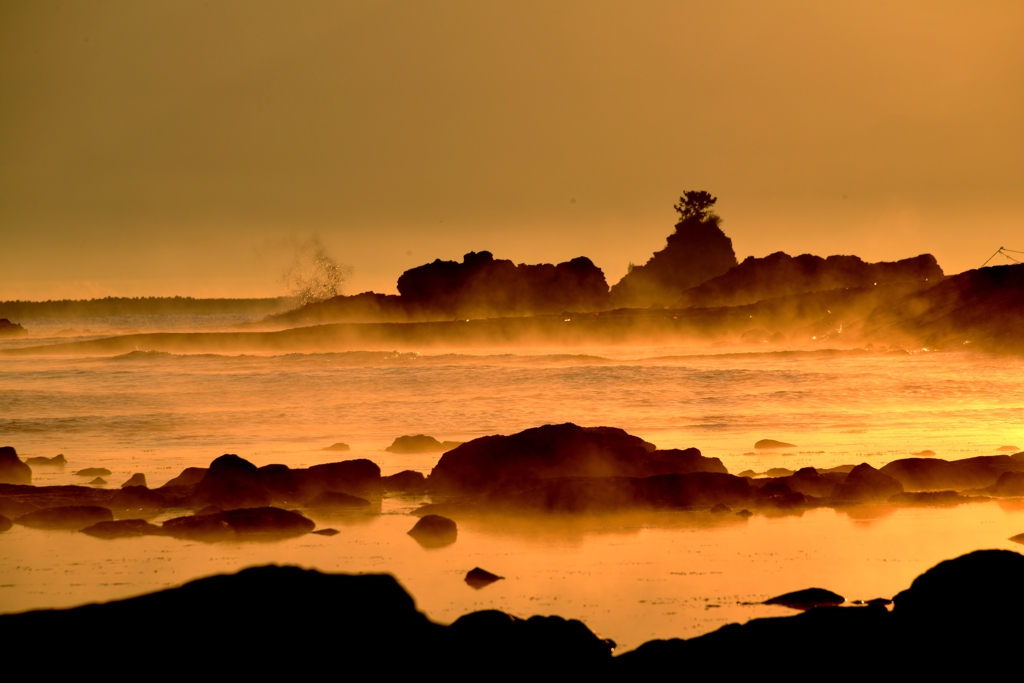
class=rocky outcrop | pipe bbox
[386,435,462,454]
[25,454,66,467]
[770,468,847,498]
[121,473,147,488]
[986,471,1024,496]
[673,252,942,309]
[15,505,113,530]
[74,467,111,477]
[194,455,272,509]
[109,486,167,510]
[0,318,27,336]
[408,514,457,547]
[160,467,208,488]
[465,567,503,588]
[881,455,1024,491]
[429,423,727,494]
[764,588,845,610]
[755,439,795,449]
[830,463,903,502]
[0,446,32,485]
[382,470,427,492]
[322,442,350,452]
[163,507,315,540]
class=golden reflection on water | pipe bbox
[2,500,1023,650]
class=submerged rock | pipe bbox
[311,528,340,536]
[0,446,32,485]
[305,491,371,509]
[386,435,461,454]
[754,439,796,450]
[121,473,147,488]
[0,514,11,532]
[408,514,457,547]
[382,470,428,493]
[16,505,113,530]
[25,454,67,467]
[75,467,112,477]
[81,519,164,539]
[322,442,351,452]
[163,506,315,540]
[465,567,504,589]
[764,587,845,610]
[830,463,903,502]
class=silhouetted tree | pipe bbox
[674,191,719,223]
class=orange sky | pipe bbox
[2,1,1022,299]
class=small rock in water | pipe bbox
[755,439,796,450]
[322,443,350,452]
[911,450,936,457]
[709,503,732,514]
[408,514,457,547]
[736,509,753,518]
[25,454,67,467]
[386,435,462,454]
[75,467,112,477]
[89,477,107,486]
[465,567,504,589]
[311,528,340,536]
[997,445,1020,452]
[0,514,12,532]
[16,505,114,530]
[1009,533,1024,545]
[121,473,147,488]
[764,587,845,610]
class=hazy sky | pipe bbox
[2,1,1022,299]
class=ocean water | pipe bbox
[2,322,1024,650]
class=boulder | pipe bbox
[305,491,371,509]
[386,435,461,454]
[986,471,1024,496]
[830,464,903,502]
[382,470,428,493]
[736,509,753,518]
[1010,533,1024,545]
[311,528,340,536]
[74,467,112,477]
[427,423,660,493]
[15,505,113,530]
[162,512,234,541]
[25,454,67,467]
[109,486,168,510]
[764,588,845,610]
[194,454,271,509]
[0,446,32,485]
[0,514,11,532]
[880,456,1024,491]
[80,519,164,539]
[754,439,796,450]
[88,477,107,486]
[322,443,351,452]
[709,503,732,514]
[301,459,382,497]
[163,507,315,540]
[408,514,457,547]
[773,468,847,497]
[121,473,147,488]
[465,567,504,589]
[160,467,208,488]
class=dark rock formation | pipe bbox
[0,318,27,336]
[382,469,428,493]
[429,423,724,494]
[163,507,315,540]
[764,588,845,610]
[709,503,732,514]
[398,251,610,317]
[302,460,382,497]
[88,477,107,486]
[160,467,208,487]
[109,486,167,510]
[0,484,111,512]
[0,514,11,532]
[754,439,796,449]
[0,446,32,485]
[610,193,737,308]
[736,509,753,518]
[15,505,113,530]
[194,454,271,509]
[322,442,350,452]
[386,435,461,454]
[888,491,965,505]
[986,471,1024,496]
[1010,533,1024,545]
[75,467,112,477]
[770,468,847,498]
[305,491,371,508]
[674,252,942,309]
[465,567,504,589]
[311,528,339,536]
[830,463,903,502]
[81,519,164,539]
[880,455,1024,491]
[25,454,66,467]
[121,473,147,488]
[408,514,457,547]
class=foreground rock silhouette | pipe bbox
[764,587,845,610]
[0,446,32,485]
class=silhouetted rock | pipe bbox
[997,445,1020,452]
[382,470,428,492]
[88,477,106,486]
[398,251,610,317]
[306,490,371,508]
[465,567,504,589]
[428,423,677,493]
[160,467,208,488]
[25,454,66,467]
[1010,533,1024,545]
[301,459,382,497]
[830,463,903,502]
[755,439,796,449]
[75,467,112,477]
[311,528,339,536]
[0,319,27,336]
[194,454,272,509]
[163,507,315,540]
[888,491,965,505]
[639,448,728,476]
[911,450,936,457]
[16,505,113,530]
[109,486,167,510]
[0,514,11,532]
[765,588,845,610]
[408,514,457,547]
[675,252,942,309]
[880,455,1024,491]
[386,435,461,454]
[709,503,732,514]
[986,471,1024,496]
[736,509,753,517]
[773,468,847,497]
[0,446,32,485]
[610,192,737,308]
[81,519,164,539]
[121,473,147,488]
[322,442,351,452]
